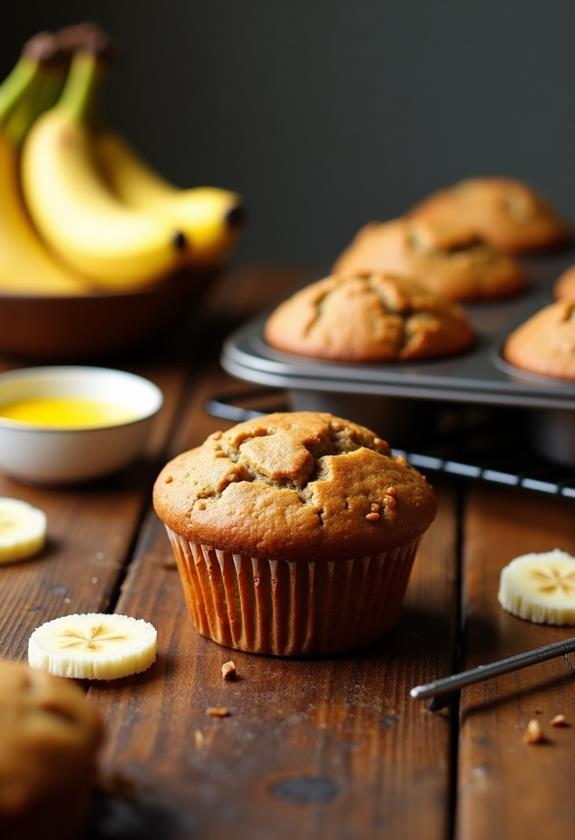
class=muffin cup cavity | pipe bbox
[165,527,420,656]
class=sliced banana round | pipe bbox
[28,613,157,680]
[498,549,575,625]
[0,497,47,565]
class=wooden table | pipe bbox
[1,267,575,840]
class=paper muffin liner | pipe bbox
[164,527,420,656]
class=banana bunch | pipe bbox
[0,25,244,295]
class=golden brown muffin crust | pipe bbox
[333,217,525,301]
[264,273,474,361]
[504,301,575,380]
[412,177,571,254]
[0,659,102,839]
[554,265,575,301]
[154,412,436,561]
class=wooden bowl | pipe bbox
[0,269,215,361]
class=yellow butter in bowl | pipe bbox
[0,366,163,484]
[0,397,139,429]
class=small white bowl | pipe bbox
[0,366,163,484]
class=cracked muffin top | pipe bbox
[153,412,436,561]
[411,177,571,254]
[264,273,474,361]
[554,265,575,302]
[0,659,102,835]
[333,217,525,302]
[503,301,575,380]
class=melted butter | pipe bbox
[0,397,138,428]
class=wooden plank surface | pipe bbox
[4,264,575,838]
[458,485,575,840]
[89,364,458,840]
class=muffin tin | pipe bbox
[220,251,575,471]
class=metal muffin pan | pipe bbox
[220,252,575,467]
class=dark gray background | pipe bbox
[2,1,574,265]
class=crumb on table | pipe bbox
[207,706,231,718]
[221,661,237,681]
[523,718,546,745]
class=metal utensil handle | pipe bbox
[411,635,575,700]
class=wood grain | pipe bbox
[90,362,457,840]
[458,485,575,840]
[7,265,574,838]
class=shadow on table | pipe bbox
[89,789,195,840]
[461,670,575,719]
[330,602,458,664]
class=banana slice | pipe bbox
[498,549,575,625]
[28,613,157,680]
[0,497,47,565]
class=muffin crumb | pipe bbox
[165,476,173,484]
[370,502,381,512]
[395,455,407,466]
[523,719,546,744]
[221,661,237,681]
[194,729,204,749]
[551,714,568,727]
[386,486,397,497]
[207,706,231,718]
[196,501,206,511]
[365,512,380,522]
[385,495,397,510]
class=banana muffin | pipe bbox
[333,217,525,301]
[504,301,575,380]
[554,265,575,301]
[0,659,103,840]
[411,177,571,254]
[265,273,474,361]
[153,412,436,656]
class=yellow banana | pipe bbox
[21,48,187,289]
[96,132,244,267]
[53,22,243,269]
[0,35,92,295]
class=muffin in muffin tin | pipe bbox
[410,177,571,255]
[504,300,575,381]
[554,265,575,302]
[333,217,525,302]
[265,273,475,362]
